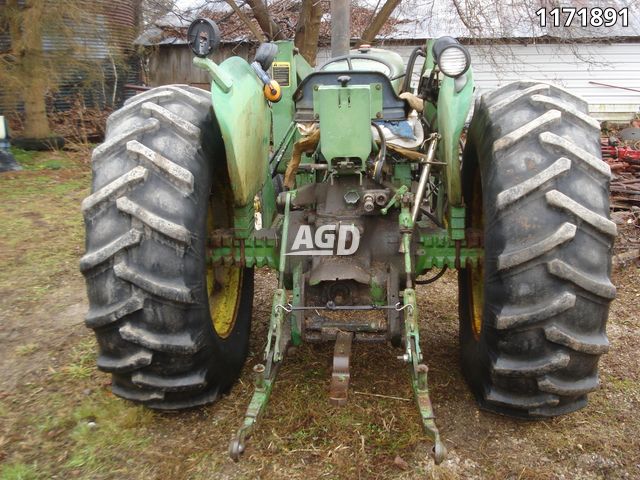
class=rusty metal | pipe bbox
[329,331,354,406]
[602,144,640,162]
[286,302,404,311]
[465,228,484,248]
[307,315,386,333]
[124,84,151,92]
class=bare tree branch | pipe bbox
[359,0,401,45]
[246,0,286,40]
[223,0,266,42]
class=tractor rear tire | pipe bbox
[81,85,253,409]
[460,81,616,418]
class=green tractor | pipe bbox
[81,15,616,464]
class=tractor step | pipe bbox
[329,331,353,406]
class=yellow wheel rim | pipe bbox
[468,170,484,340]
[468,262,484,340]
[206,207,242,338]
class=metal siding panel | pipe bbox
[1,0,139,113]
[465,43,640,121]
[321,43,639,122]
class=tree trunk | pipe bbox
[294,0,322,65]
[20,0,51,139]
[246,0,285,41]
[224,0,266,42]
[359,0,401,45]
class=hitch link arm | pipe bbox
[229,288,290,461]
[399,202,447,464]
[402,288,447,465]
[229,193,296,461]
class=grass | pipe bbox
[9,147,76,171]
[0,150,88,311]
[0,463,39,480]
[1,148,639,479]
[63,394,154,475]
[62,338,98,380]
[3,344,154,479]
[14,344,38,356]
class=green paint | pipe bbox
[267,288,288,362]
[193,57,232,92]
[381,185,408,215]
[370,83,384,118]
[422,39,474,207]
[399,210,413,230]
[449,206,466,240]
[313,85,380,166]
[271,41,298,159]
[291,263,303,346]
[402,288,419,345]
[438,73,474,207]
[260,177,277,229]
[233,203,255,239]
[392,163,412,188]
[294,52,313,80]
[369,278,385,306]
[210,234,278,268]
[195,56,271,207]
[415,229,482,274]
[278,192,293,285]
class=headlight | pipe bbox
[432,36,471,78]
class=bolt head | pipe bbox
[344,190,360,205]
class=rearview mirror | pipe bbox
[187,18,220,58]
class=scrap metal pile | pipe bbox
[604,126,640,266]
[603,126,640,211]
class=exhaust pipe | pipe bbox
[331,0,351,58]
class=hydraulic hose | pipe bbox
[402,46,426,94]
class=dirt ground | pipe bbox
[1,150,639,480]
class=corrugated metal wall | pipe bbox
[0,0,140,113]
[318,42,640,122]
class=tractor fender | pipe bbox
[196,56,271,207]
[436,71,474,207]
[423,39,475,207]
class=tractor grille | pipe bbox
[272,62,290,87]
